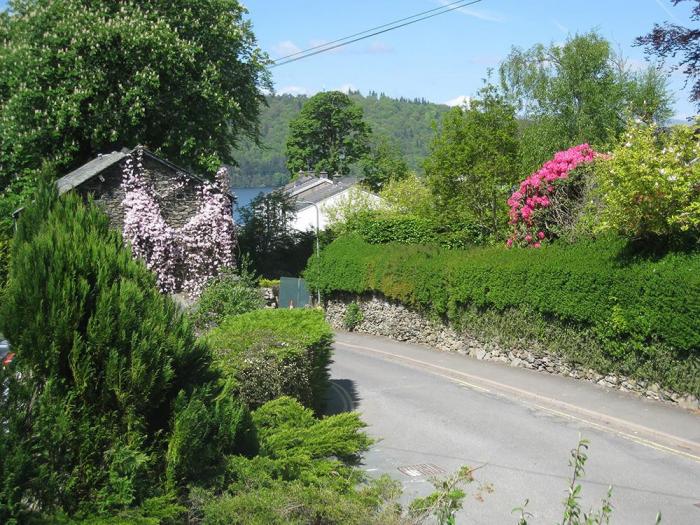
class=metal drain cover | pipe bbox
[398,463,446,477]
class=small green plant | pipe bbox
[258,278,280,288]
[344,302,365,331]
[409,465,491,525]
[514,437,618,525]
[189,263,265,333]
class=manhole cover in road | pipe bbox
[398,464,446,478]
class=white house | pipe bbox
[283,173,381,232]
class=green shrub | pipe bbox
[189,267,265,332]
[344,302,364,331]
[259,278,280,288]
[0,185,250,521]
[306,235,700,395]
[596,120,700,239]
[206,309,333,412]
[201,396,394,525]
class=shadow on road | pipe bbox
[324,378,361,415]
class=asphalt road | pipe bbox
[326,332,700,524]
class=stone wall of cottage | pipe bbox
[76,156,203,231]
[325,293,700,411]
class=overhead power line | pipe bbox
[272,0,481,63]
[270,0,484,68]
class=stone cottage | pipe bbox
[52,146,232,230]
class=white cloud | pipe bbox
[467,53,502,66]
[337,83,357,94]
[445,95,471,108]
[438,0,504,22]
[272,40,302,59]
[365,41,394,54]
[277,85,311,96]
[309,38,346,55]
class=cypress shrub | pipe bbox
[0,185,251,522]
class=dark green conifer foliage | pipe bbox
[0,184,251,521]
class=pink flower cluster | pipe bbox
[121,148,236,297]
[507,144,597,247]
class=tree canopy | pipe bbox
[499,31,672,174]
[424,84,520,237]
[231,91,449,187]
[285,91,371,177]
[359,135,410,192]
[0,0,269,186]
[636,0,700,111]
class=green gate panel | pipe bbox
[279,277,311,308]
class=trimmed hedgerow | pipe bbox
[306,235,700,395]
[344,212,488,249]
[206,309,333,412]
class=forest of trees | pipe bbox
[230,91,450,187]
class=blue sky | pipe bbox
[245,0,698,118]
[1,0,697,118]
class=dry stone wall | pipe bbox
[325,294,700,411]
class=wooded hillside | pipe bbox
[230,91,451,187]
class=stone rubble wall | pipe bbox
[260,287,278,308]
[325,294,700,411]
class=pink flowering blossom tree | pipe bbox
[121,148,236,296]
[507,144,599,247]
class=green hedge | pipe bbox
[206,309,333,412]
[305,235,700,395]
[344,212,487,248]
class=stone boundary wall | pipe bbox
[325,294,700,411]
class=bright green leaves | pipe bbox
[285,91,371,176]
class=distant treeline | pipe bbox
[230,91,451,187]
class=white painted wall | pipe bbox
[291,187,381,232]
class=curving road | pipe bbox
[325,332,700,524]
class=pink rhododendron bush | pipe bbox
[507,144,599,247]
[122,149,235,297]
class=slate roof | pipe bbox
[12,147,229,220]
[55,151,128,195]
[282,175,359,211]
[54,146,204,196]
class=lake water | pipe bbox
[231,186,275,222]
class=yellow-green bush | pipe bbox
[596,120,700,238]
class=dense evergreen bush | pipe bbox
[306,235,700,395]
[200,396,395,525]
[0,186,252,522]
[206,309,333,412]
